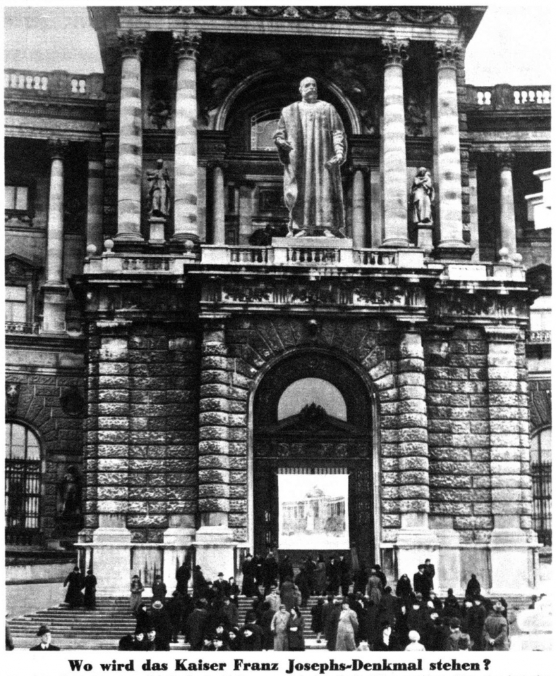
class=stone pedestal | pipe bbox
[490,529,535,594]
[42,284,67,334]
[195,527,235,582]
[416,222,434,255]
[163,526,195,593]
[435,529,463,595]
[149,216,166,243]
[395,513,439,579]
[90,526,132,597]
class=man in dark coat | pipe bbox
[324,600,342,651]
[166,591,184,643]
[83,569,97,609]
[63,566,84,608]
[30,625,61,651]
[378,586,398,627]
[152,575,167,604]
[242,555,258,597]
[465,574,481,600]
[423,558,436,591]
[278,555,294,585]
[262,552,279,594]
[176,559,191,596]
[338,555,351,597]
[238,612,263,650]
[413,565,432,599]
[119,629,145,651]
[326,556,340,595]
[186,600,210,651]
[150,600,173,650]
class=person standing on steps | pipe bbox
[130,574,144,615]
[63,565,84,608]
[30,625,61,651]
[83,568,97,609]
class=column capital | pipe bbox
[117,29,146,59]
[435,40,461,69]
[381,37,409,66]
[48,138,69,160]
[497,151,516,171]
[348,163,370,176]
[173,30,202,60]
[206,159,229,172]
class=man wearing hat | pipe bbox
[150,599,172,650]
[30,625,61,650]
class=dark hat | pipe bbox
[36,625,51,637]
[152,600,163,609]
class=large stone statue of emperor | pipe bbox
[274,77,347,238]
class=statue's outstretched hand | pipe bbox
[326,154,342,167]
[276,138,293,152]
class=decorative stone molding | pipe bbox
[497,151,516,171]
[5,382,20,417]
[117,30,146,60]
[435,40,461,69]
[48,138,68,160]
[382,37,409,66]
[173,31,202,61]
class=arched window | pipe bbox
[5,422,41,543]
[531,427,552,546]
[250,110,281,151]
[278,377,347,421]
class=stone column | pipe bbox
[381,38,409,247]
[86,142,104,252]
[435,41,471,259]
[213,163,226,245]
[42,139,68,334]
[238,183,253,245]
[196,316,235,581]
[498,152,517,256]
[468,159,479,261]
[173,31,202,242]
[116,30,145,241]
[351,166,366,249]
[394,324,438,576]
[485,326,535,593]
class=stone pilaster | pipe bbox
[498,152,517,256]
[86,142,104,253]
[212,162,226,245]
[88,322,133,596]
[238,183,253,245]
[196,316,235,581]
[173,31,202,242]
[351,165,367,249]
[394,325,438,576]
[485,325,534,593]
[116,30,145,241]
[435,41,472,259]
[381,38,410,247]
[42,139,68,334]
[468,159,479,262]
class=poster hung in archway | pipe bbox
[278,474,349,550]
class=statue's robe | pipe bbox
[274,100,346,235]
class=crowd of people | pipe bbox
[114,553,514,652]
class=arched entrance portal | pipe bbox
[253,352,376,567]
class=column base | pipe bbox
[395,524,439,580]
[82,526,133,596]
[489,528,537,594]
[195,526,235,582]
[162,527,195,593]
[41,283,67,334]
[434,240,475,261]
[114,232,144,242]
[435,529,463,595]
[382,237,410,248]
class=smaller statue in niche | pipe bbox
[58,466,82,518]
[411,167,435,225]
[146,159,171,219]
[148,79,172,129]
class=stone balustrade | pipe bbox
[467,84,551,109]
[5,321,40,335]
[4,69,104,99]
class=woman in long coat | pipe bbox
[280,577,297,612]
[315,556,327,595]
[271,604,290,651]
[130,575,144,614]
[311,597,325,642]
[83,569,97,609]
[367,570,383,606]
[64,566,84,608]
[335,601,359,651]
[286,606,305,651]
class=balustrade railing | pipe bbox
[229,247,274,264]
[4,69,104,100]
[5,321,40,335]
[467,84,551,109]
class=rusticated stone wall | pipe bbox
[425,327,491,542]
[5,369,85,541]
[84,323,200,543]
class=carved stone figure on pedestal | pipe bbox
[274,77,347,238]
[411,167,435,225]
[146,159,171,219]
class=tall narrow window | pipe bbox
[5,423,41,544]
[5,185,29,212]
[5,285,28,325]
[531,427,552,546]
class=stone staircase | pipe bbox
[8,594,532,650]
